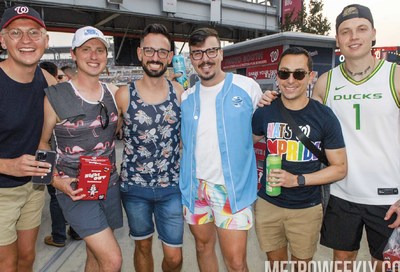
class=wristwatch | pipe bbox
[297,174,306,187]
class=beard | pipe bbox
[197,72,216,81]
[142,60,167,78]
[196,61,216,81]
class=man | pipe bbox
[311,4,400,270]
[116,24,184,272]
[39,61,82,248]
[38,61,75,247]
[0,5,56,271]
[180,27,262,272]
[39,26,122,271]
[57,68,68,82]
[61,65,77,80]
[39,61,58,78]
[252,47,347,270]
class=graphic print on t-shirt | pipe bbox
[266,122,321,162]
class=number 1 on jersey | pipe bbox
[353,104,361,130]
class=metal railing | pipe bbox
[243,0,274,6]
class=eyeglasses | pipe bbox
[277,70,310,80]
[1,28,46,41]
[57,74,67,80]
[98,101,109,130]
[141,47,171,59]
[190,47,221,60]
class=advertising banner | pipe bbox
[281,0,303,25]
[246,65,278,81]
[222,45,282,70]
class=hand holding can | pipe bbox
[266,154,282,196]
[172,54,189,89]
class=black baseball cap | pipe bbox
[336,4,374,31]
[0,5,45,30]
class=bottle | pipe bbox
[266,154,282,197]
[172,54,189,90]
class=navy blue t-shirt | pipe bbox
[0,66,47,188]
[252,98,345,209]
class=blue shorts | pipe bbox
[120,183,183,247]
[57,181,123,238]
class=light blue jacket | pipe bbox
[179,73,261,213]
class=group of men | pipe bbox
[0,3,399,272]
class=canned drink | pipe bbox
[172,54,189,89]
[266,154,282,196]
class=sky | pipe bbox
[48,32,75,48]
[47,0,400,48]
[319,0,399,47]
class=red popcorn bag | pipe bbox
[383,228,400,272]
[77,156,111,200]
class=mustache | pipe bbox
[146,60,164,66]
[199,62,214,68]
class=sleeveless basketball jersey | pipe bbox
[0,66,48,188]
[324,60,400,205]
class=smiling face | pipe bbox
[138,33,172,78]
[0,18,48,68]
[71,38,107,77]
[336,17,376,60]
[277,54,314,102]
[189,36,224,87]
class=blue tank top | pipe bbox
[120,80,181,188]
[0,66,48,188]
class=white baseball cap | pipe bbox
[71,26,109,50]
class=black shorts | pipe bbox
[320,195,396,260]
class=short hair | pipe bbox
[189,28,220,47]
[39,61,58,77]
[278,47,313,72]
[141,24,171,48]
[61,65,73,73]
[61,65,76,79]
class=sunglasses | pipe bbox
[57,74,67,80]
[98,101,109,130]
[277,70,310,80]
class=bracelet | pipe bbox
[51,171,63,185]
[53,171,64,177]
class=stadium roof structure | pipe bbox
[0,0,281,42]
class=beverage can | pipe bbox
[266,154,282,196]
[172,54,189,89]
